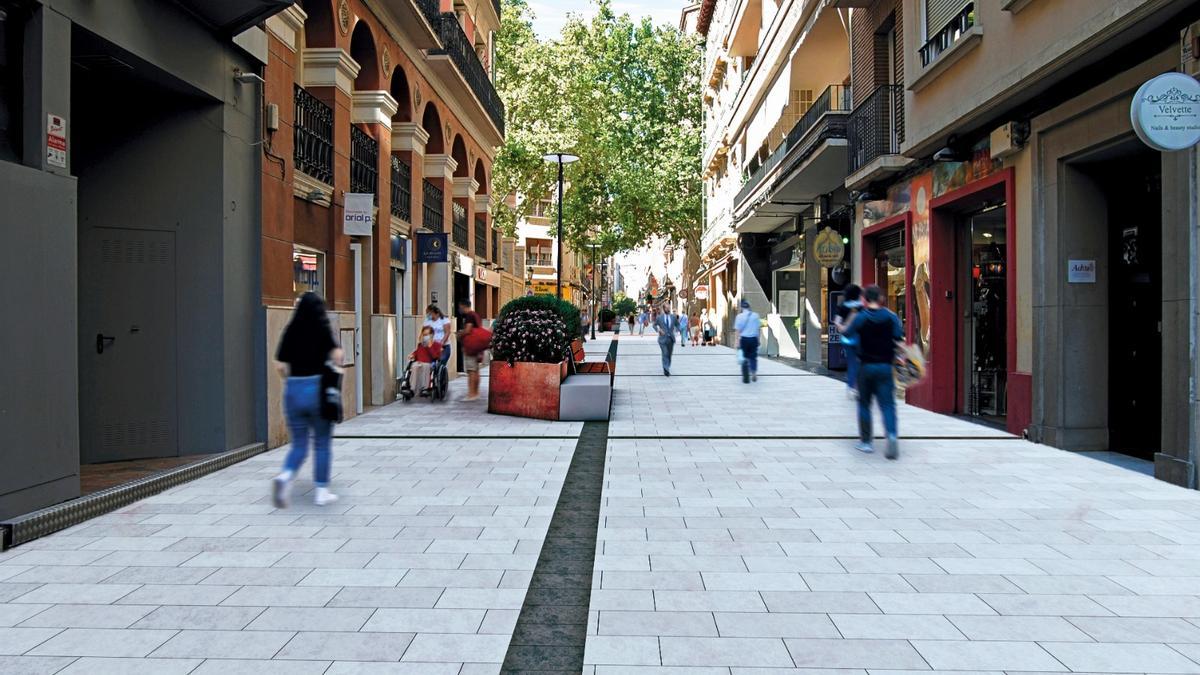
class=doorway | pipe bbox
[453,271,471,371]
[958,205,1008,423]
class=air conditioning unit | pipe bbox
[990,121,1028,160]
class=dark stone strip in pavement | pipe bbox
[500,420,608,674]
[605,434,1021,440]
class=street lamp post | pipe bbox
[586,242,602,340]
[542,152,579,300]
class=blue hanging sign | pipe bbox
[415,232,448,263]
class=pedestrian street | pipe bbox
[2,335,1200,674]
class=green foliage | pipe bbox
[498,294,582,339]
[612,296,637,317]
[598,308,617,323]
[493,0,702,265]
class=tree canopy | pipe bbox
[491,0,702,266]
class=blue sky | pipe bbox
[529,1,686,39]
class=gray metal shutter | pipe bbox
[925,0,968,35]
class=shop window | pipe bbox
[0,3,24,163]
[293,247,325,298]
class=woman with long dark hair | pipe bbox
[272,292,343,508]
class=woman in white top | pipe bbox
[422,305,452,364]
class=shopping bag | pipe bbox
[462,327,492,356]
[894,343,926,387]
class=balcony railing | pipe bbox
[415,0,441,27]
[390,156,412,222]
[735,84,852,208]
[294,85,333,184]
[492,229,500,264]
[452,202,469,249]
[422,180,444,232]
[429,13,505,135]
[528,254,553,266]
[847,85,905,175]
[919,3,975,67]
[475,216,487,257]
[350,125,379,199]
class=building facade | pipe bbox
[0,0,284,519]
[259,0,509,446]
[845,0,1200,485]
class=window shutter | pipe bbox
[925,0,967,35]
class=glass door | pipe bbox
[961,206,1007,421]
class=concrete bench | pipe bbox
[560,339,617,421]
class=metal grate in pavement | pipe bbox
[500,420,608,674]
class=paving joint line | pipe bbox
[500,420,608,674]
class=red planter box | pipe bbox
[488,359,568,421]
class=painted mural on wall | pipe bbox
[859,139,1002,355]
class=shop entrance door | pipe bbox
[453,272,471,371]
[1106,155,1161,458]
[958,206,1007,423]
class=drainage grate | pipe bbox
[501,420,608,674]
[0,443,266,550]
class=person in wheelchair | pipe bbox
[408,326,443,397]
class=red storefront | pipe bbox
[859,153,1029,436]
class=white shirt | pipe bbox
[734,309,761,338]
[423,316,451,343]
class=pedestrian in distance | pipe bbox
[272,292,343,508]
[833,284,864,399]
[841,284,904,459]
[734,299,761,383]
[457,299,490,402]
[676,309,687,347]
[638,309,648,336]
[627,313,635,334]
[689,312,701,346]
[654,308,676,376]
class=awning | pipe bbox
[174,0,294,35]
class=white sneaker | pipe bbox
[272,476,291,509]
[314,487,339,506]
[885,436,900,460]
[855,442,874,454]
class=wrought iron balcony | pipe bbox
[422,180,444,232]
[390,157,412,222]
[350,125,379,199]
[475,215,487,257]
[919,3,975,67]
[294,85,333,184]
[452,202,469,249]
[429,13,505,135]
[415,0,441,27]
[735,84,852,208]
[491,229,500,264]
[847,85,904,175]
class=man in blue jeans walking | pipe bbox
[841,284,904,459]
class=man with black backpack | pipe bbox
[841,284,904,459]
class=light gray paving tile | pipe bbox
[911,640,1064,671]
[10,584,138,605]
[648,555,746,572]
[0,604,51,628]
[397,569,504,589]
[164,537,264,553]
[276,630,414,661]
[190,658,331,674]
[7,567,124,584]
[801,574,913,593]
[150,629,294,659]
[250,538,347,553]
[27,628,176,658]
[979,593,1113,616]
[901,574,1022,594]
[246,607,372,632]
[0,655,77,674]
[222,585,341,607]
[831,613,964,640]
[948,614,1092,642]
[324,663,461,674]
[1041,642,1200,673]
[1006,575,1133,596]
[584,636,661,666]
[653,591,767,612]
[715,612,839,638]
[597,610,718,637]
[1090,594,1200,617]
[200,567,312,586]
[783,638,927,670]
[932,558,1047,575]
[4,551,111,566]
[91,551,198,567]
[588,589,657,611]
[54,657,202,674]
[273,552,376,568]
[401,632,510,663]
[18,604,155,629]
[1066,616,1200,643]
[660,637,793,667]
[117,584,239,606]
[367,554,467,570]
[132,606,265,630]
[182,551,286,567]
[299,568,405,587]
[361,608,484,633]
[0,627,63,655]
[869,592,996,615]
[1111,575,1200,595]
[837,557,944,575]
[433,588,528,609]
[1030,558,1146,576]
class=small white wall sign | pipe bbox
[343,192,374,236]
[1068,259,1096,284]
[1131,72,1200,152]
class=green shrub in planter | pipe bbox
[499,295,581,338]
[598,308,616,324]
[491,307,572,364]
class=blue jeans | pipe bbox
[857,362,898,443]
[438,342,452,364]
[658,335,675,371]
[283,375,332,486]
[843,341,860,390]
[738,336,759,373]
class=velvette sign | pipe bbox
[1131,72,1200,152]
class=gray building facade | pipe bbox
[0,0,285,519]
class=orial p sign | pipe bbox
[1131,72,1200,152]
[343,193,374,236]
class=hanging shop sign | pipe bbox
[46,114,67,168]
[813,227,845,268]
[694,284,709,300]
[415,231,448,263]
[1131,72,1200,152]
[343,193,374,236]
